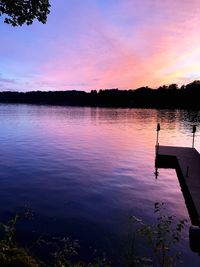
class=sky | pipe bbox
[1,0,200,92]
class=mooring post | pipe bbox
[156,123,160,147]
[192,125,196,148]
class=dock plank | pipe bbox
[156,146,200,226]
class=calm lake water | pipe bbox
[0,104,200,265]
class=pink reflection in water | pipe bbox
[0,105,199,265]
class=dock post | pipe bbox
[156,142,159,155]
[189,226,200,253]
[192,125,196,148]
[156,123,160,146]
[156,123,160,156]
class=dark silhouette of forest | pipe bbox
[0,80,200,109]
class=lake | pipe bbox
[0,104,199,266]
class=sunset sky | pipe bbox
[1,0,200,91]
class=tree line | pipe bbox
[0,80,200,109]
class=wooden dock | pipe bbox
[155,145,200,227]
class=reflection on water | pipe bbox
[0,104,199,266]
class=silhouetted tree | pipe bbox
[168,83,178,90]
[158,85,168,90]
[91,90,97,95]
[0,0,50,26]
[186,80,200,90]
[0,81,199,109]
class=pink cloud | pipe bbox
[2,0,200,91]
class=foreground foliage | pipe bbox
[129,203,187,267]
[0,214,39,266]
[0,203,187,266]
[0,212,109,266]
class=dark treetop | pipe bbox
[0,0,50,26]
[0,80,200,109]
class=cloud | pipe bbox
[1,0,200,90]
[0,77,17,84]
